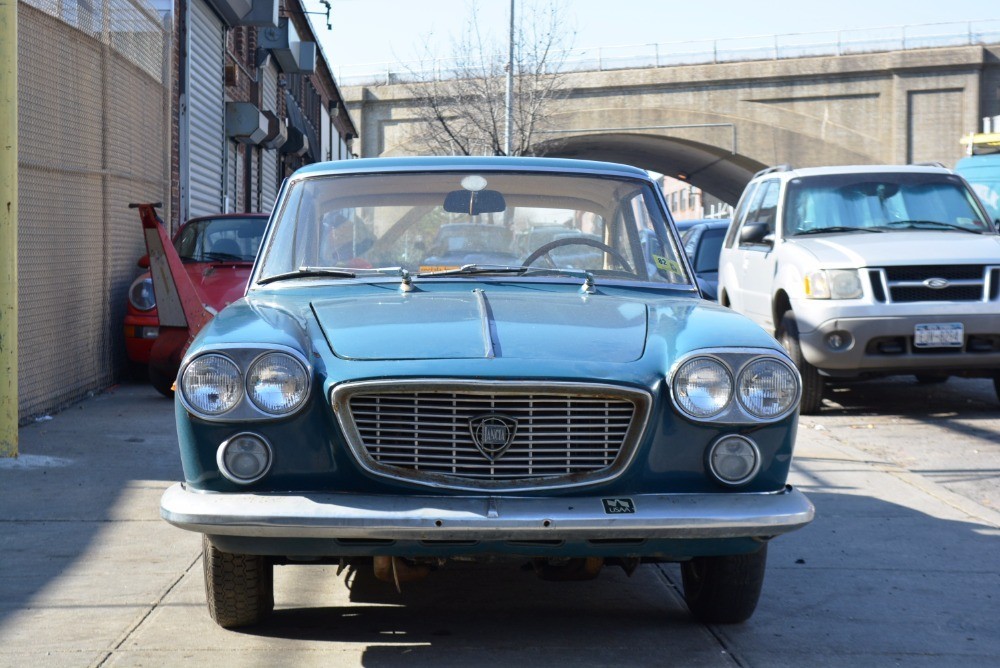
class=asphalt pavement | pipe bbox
[2,379,999,667]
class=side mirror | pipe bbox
[137,254,150,268]
[443,189,506,215]
[739,222,773,247]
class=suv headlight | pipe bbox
[804,269,862,299]
[128,275,156,311]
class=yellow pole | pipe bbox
[0,0,18,457]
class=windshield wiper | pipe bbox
[257,267,356,285]
[417,264,527,277]
[417,263,594,281]
[257,266,410,285]
[794,226,883,236]
[876,220,984,234]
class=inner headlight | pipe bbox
[707,435,760,486]
[217,433,272,484]
[673,357,733,418]
[128,275,156,311]
[804,269,862,299]
[247,352,309,415]
[181,354,242,415]
[737,358,800,418]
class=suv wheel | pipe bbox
[777,314,823,414]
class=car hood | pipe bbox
[182,262,253,313]
[312,288,649,362]
[787,231,1000,267]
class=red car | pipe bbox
[124,213,269,395]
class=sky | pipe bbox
[306,0,998,77]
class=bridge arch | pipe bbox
[533,132,764,205]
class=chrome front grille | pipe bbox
[869,265,999,303]
[332,381,651,491]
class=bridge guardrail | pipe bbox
[338,19,1000,87]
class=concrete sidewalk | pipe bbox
[2,380,999,667]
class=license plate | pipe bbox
[914,323,964,348]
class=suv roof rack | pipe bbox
[752,164,793,180]
[910,161,947,168]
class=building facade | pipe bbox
[170,0,356,230]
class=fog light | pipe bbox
[707,435,760,486]
[217,433,272,484]
[825,331,852,351]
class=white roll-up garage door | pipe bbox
[261,60,279,212]
[184,0,225,218]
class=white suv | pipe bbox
[717,164,1000,413]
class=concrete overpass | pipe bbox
[343,44,1000,204]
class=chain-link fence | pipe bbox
[17,0,171,421]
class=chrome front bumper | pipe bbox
[160,483,814,541]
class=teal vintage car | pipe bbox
[160,156,814,629]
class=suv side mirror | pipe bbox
[739,222,773,247]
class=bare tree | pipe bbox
[405,1,573,157]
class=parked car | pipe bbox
[717,164,1000,413]
[124,213,268,396]
[680,219,730,301]
[159,156,813,629]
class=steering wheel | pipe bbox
[521,237,633,272]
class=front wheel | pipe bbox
[681,545,767,624]
[203,535,273,628]
[777,314,823,414]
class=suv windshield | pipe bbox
[783,172,994,236]
[255,171,688,285]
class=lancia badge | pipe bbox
[469,414,517,461]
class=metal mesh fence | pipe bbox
[17,0,170,421]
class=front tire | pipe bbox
[777,314,823,414]
[203,535,273,629]
[681,545,767,624]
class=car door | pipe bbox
[729,180,780,328]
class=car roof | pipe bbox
[291,156,651,180]
[752,164,955,183]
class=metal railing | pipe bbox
[338,19,1000,87]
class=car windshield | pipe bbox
[688,227,726,273]
[255,170,689,285]
[174,216,267,262]
[783,173,994,236]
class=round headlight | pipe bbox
[181,354,242,415]
[707,435,760,485]
[737,358,800,419]
[247,352,309,415]
[673,357,733,419]
[128,275,155,311]
[217,433,272,484]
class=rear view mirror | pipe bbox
[443,189,506,215]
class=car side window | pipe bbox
[723,181,759,248]
[737,180,779,248]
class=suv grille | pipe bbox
[332,381,651,491]
[870,265,997,303]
